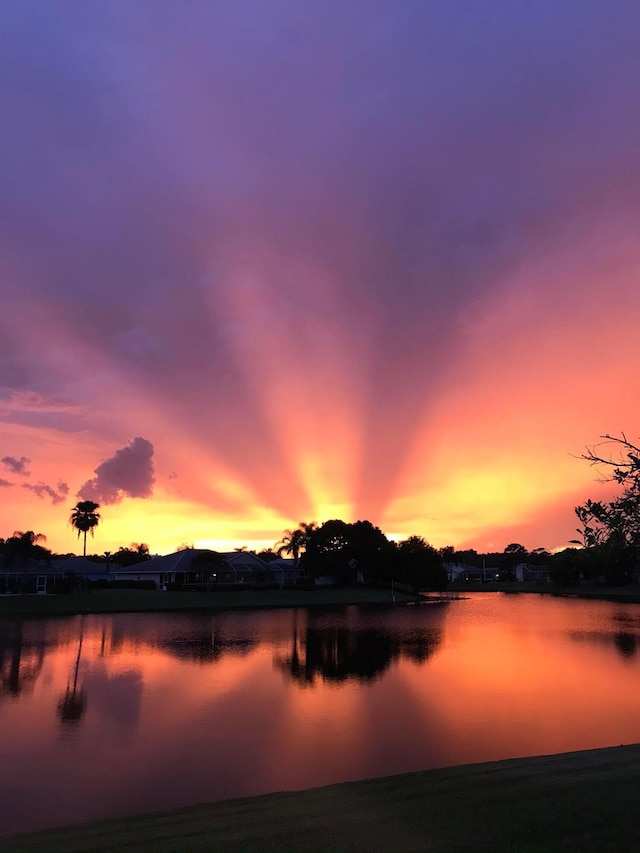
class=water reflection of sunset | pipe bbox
[2,598,640,834]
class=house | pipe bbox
[0,548,311,593]
[112,549,300,589]
[268,558,308,586]
[515,563,550,583]
[445,563,500,583]
[0,554,70,594]
[444,561,549,583]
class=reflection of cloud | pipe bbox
[79,437,155,504]
[22,481,69,505]
[84,666,144,732]
[1,455,31,476]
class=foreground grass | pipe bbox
[0,586,417,617]
[1,745,639,852]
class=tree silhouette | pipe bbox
[5,531,50,593]
[275,521,317,567]
[397,536,447,593]
[70,501,100,557]
[5,530,48,562]
[570,433,640,584]
[302,519,393,584]
[113,543,150,567]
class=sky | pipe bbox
[2,0,640,556]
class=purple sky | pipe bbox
[2,1,640,554]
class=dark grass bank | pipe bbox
[0,586,420,617]
[1,744,638,852]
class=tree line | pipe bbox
[265,520,448,592]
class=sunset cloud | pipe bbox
[2,456,31,476]
[22,481,69,506]
[79,438,155,505]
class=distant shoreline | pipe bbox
[450,579,640,604]
[1,583,640,618]
[0,586,421,618]
[1,743,639,852]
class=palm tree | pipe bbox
[70,501,101,557]
[275,521,317,567]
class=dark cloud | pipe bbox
[0,479,13,488]
[79,438,155,505]
[22,481,69,505]
[1,456,31,476]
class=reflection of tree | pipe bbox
[568,629,640,660]
[0,619,45,698]
[274,625,442,686]
[58,626,87,726]
[161,632,256,664]
[613,632,637,659]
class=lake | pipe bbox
[1,593,640,834]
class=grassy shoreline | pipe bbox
[2,582,640,618]
[0,586,421,617]
[1,744,639,852]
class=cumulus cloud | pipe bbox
[1,455,31,476]
[78,438,155,505]
[22,480,69,505]
[0,478,13,488]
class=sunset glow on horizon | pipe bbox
[2,2,640,556]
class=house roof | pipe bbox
[219,551,269,569]
[0,547,278,577]
[0,555,66,575]
[114,549,236,575]
[51,556,105,573]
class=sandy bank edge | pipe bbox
[2,743,639,853]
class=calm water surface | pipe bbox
[2,593,640,833]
